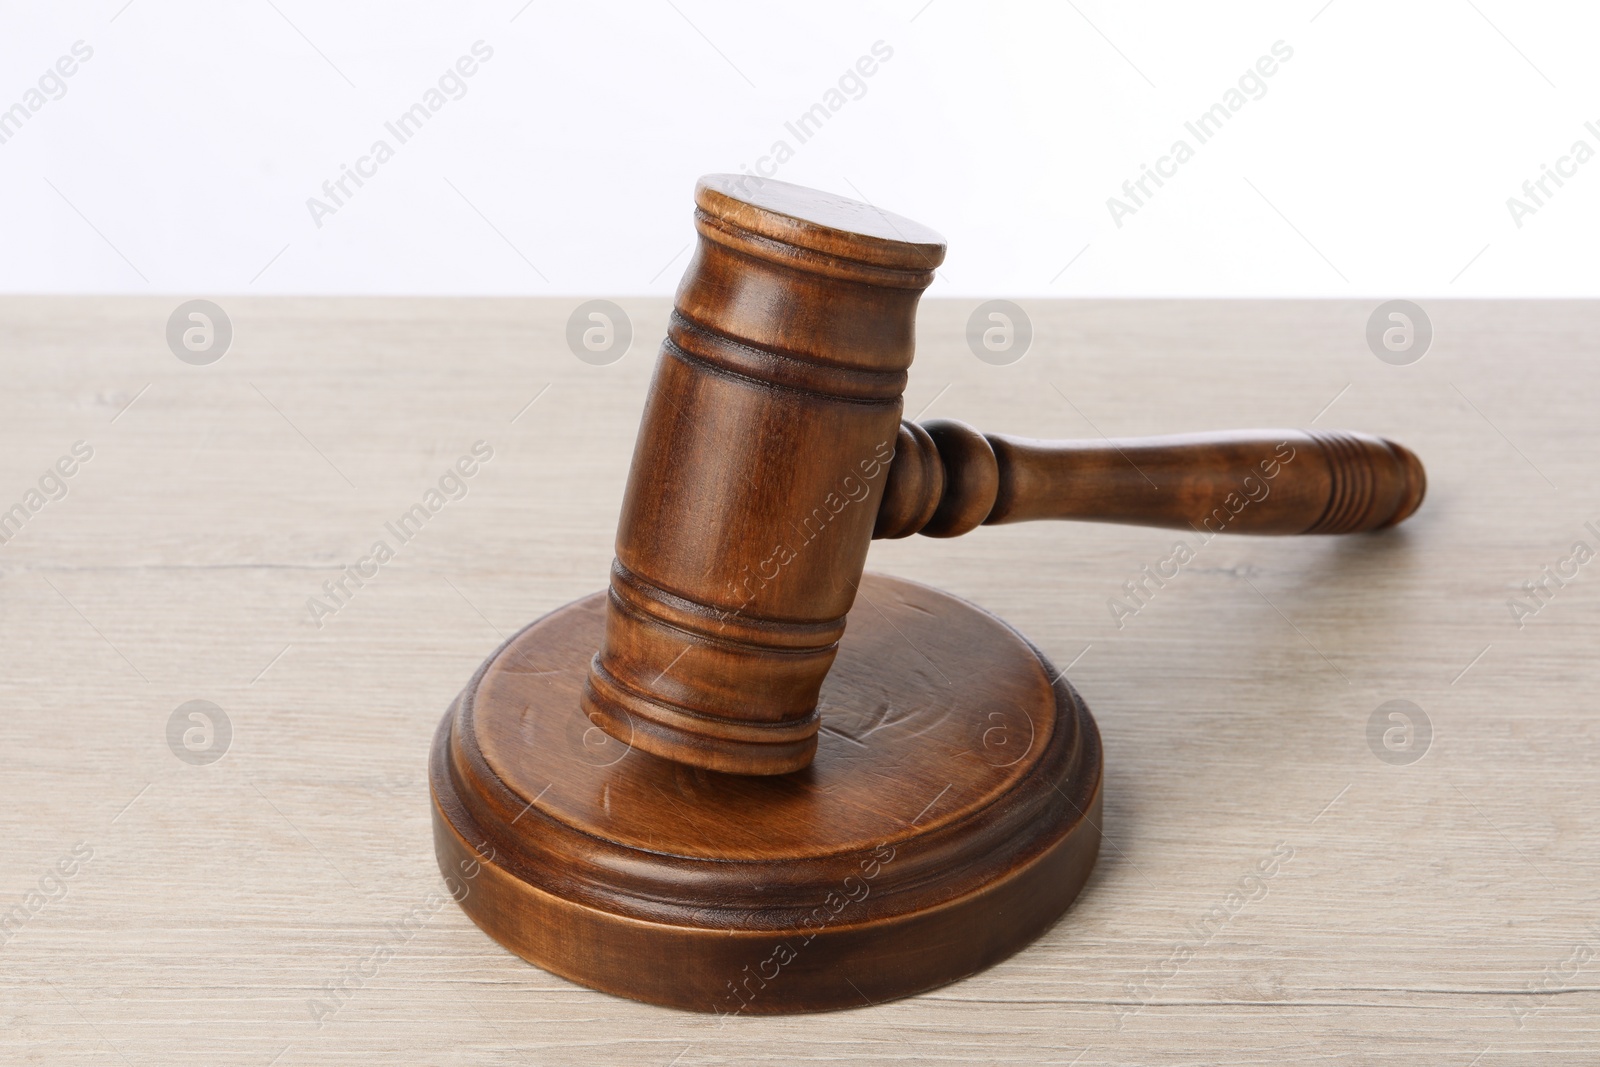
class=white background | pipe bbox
[1,0,1595,296]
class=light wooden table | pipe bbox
[2,297,1595,1065]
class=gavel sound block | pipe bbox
[430,176,1426,1014]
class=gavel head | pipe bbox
[580,175,946,776]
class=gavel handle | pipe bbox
[874,420,1426,539]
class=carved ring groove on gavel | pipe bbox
[430,174,1426,1014]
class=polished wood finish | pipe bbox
[433,177,1110,1015]
[580,175,946,777]
[876,422,1426,538]
[430,175,1429,1013]
[583,176,1427,778]
[432,573,1102,1014]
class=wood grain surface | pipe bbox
[582,175,945,775]
[2,296,1595,1064]
[432,574,1100,1013]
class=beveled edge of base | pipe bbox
[427,586,1104,1014]
[430,696,1101,1014]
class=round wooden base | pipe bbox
[429,573,1102,1014]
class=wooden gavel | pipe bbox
[432,174,1430,1013]
[581,174,1425,776]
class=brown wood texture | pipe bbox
[584,176,1425,777]
[581,175,947,777]
[431,573,1102,1013]
[876,422,1425,538]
